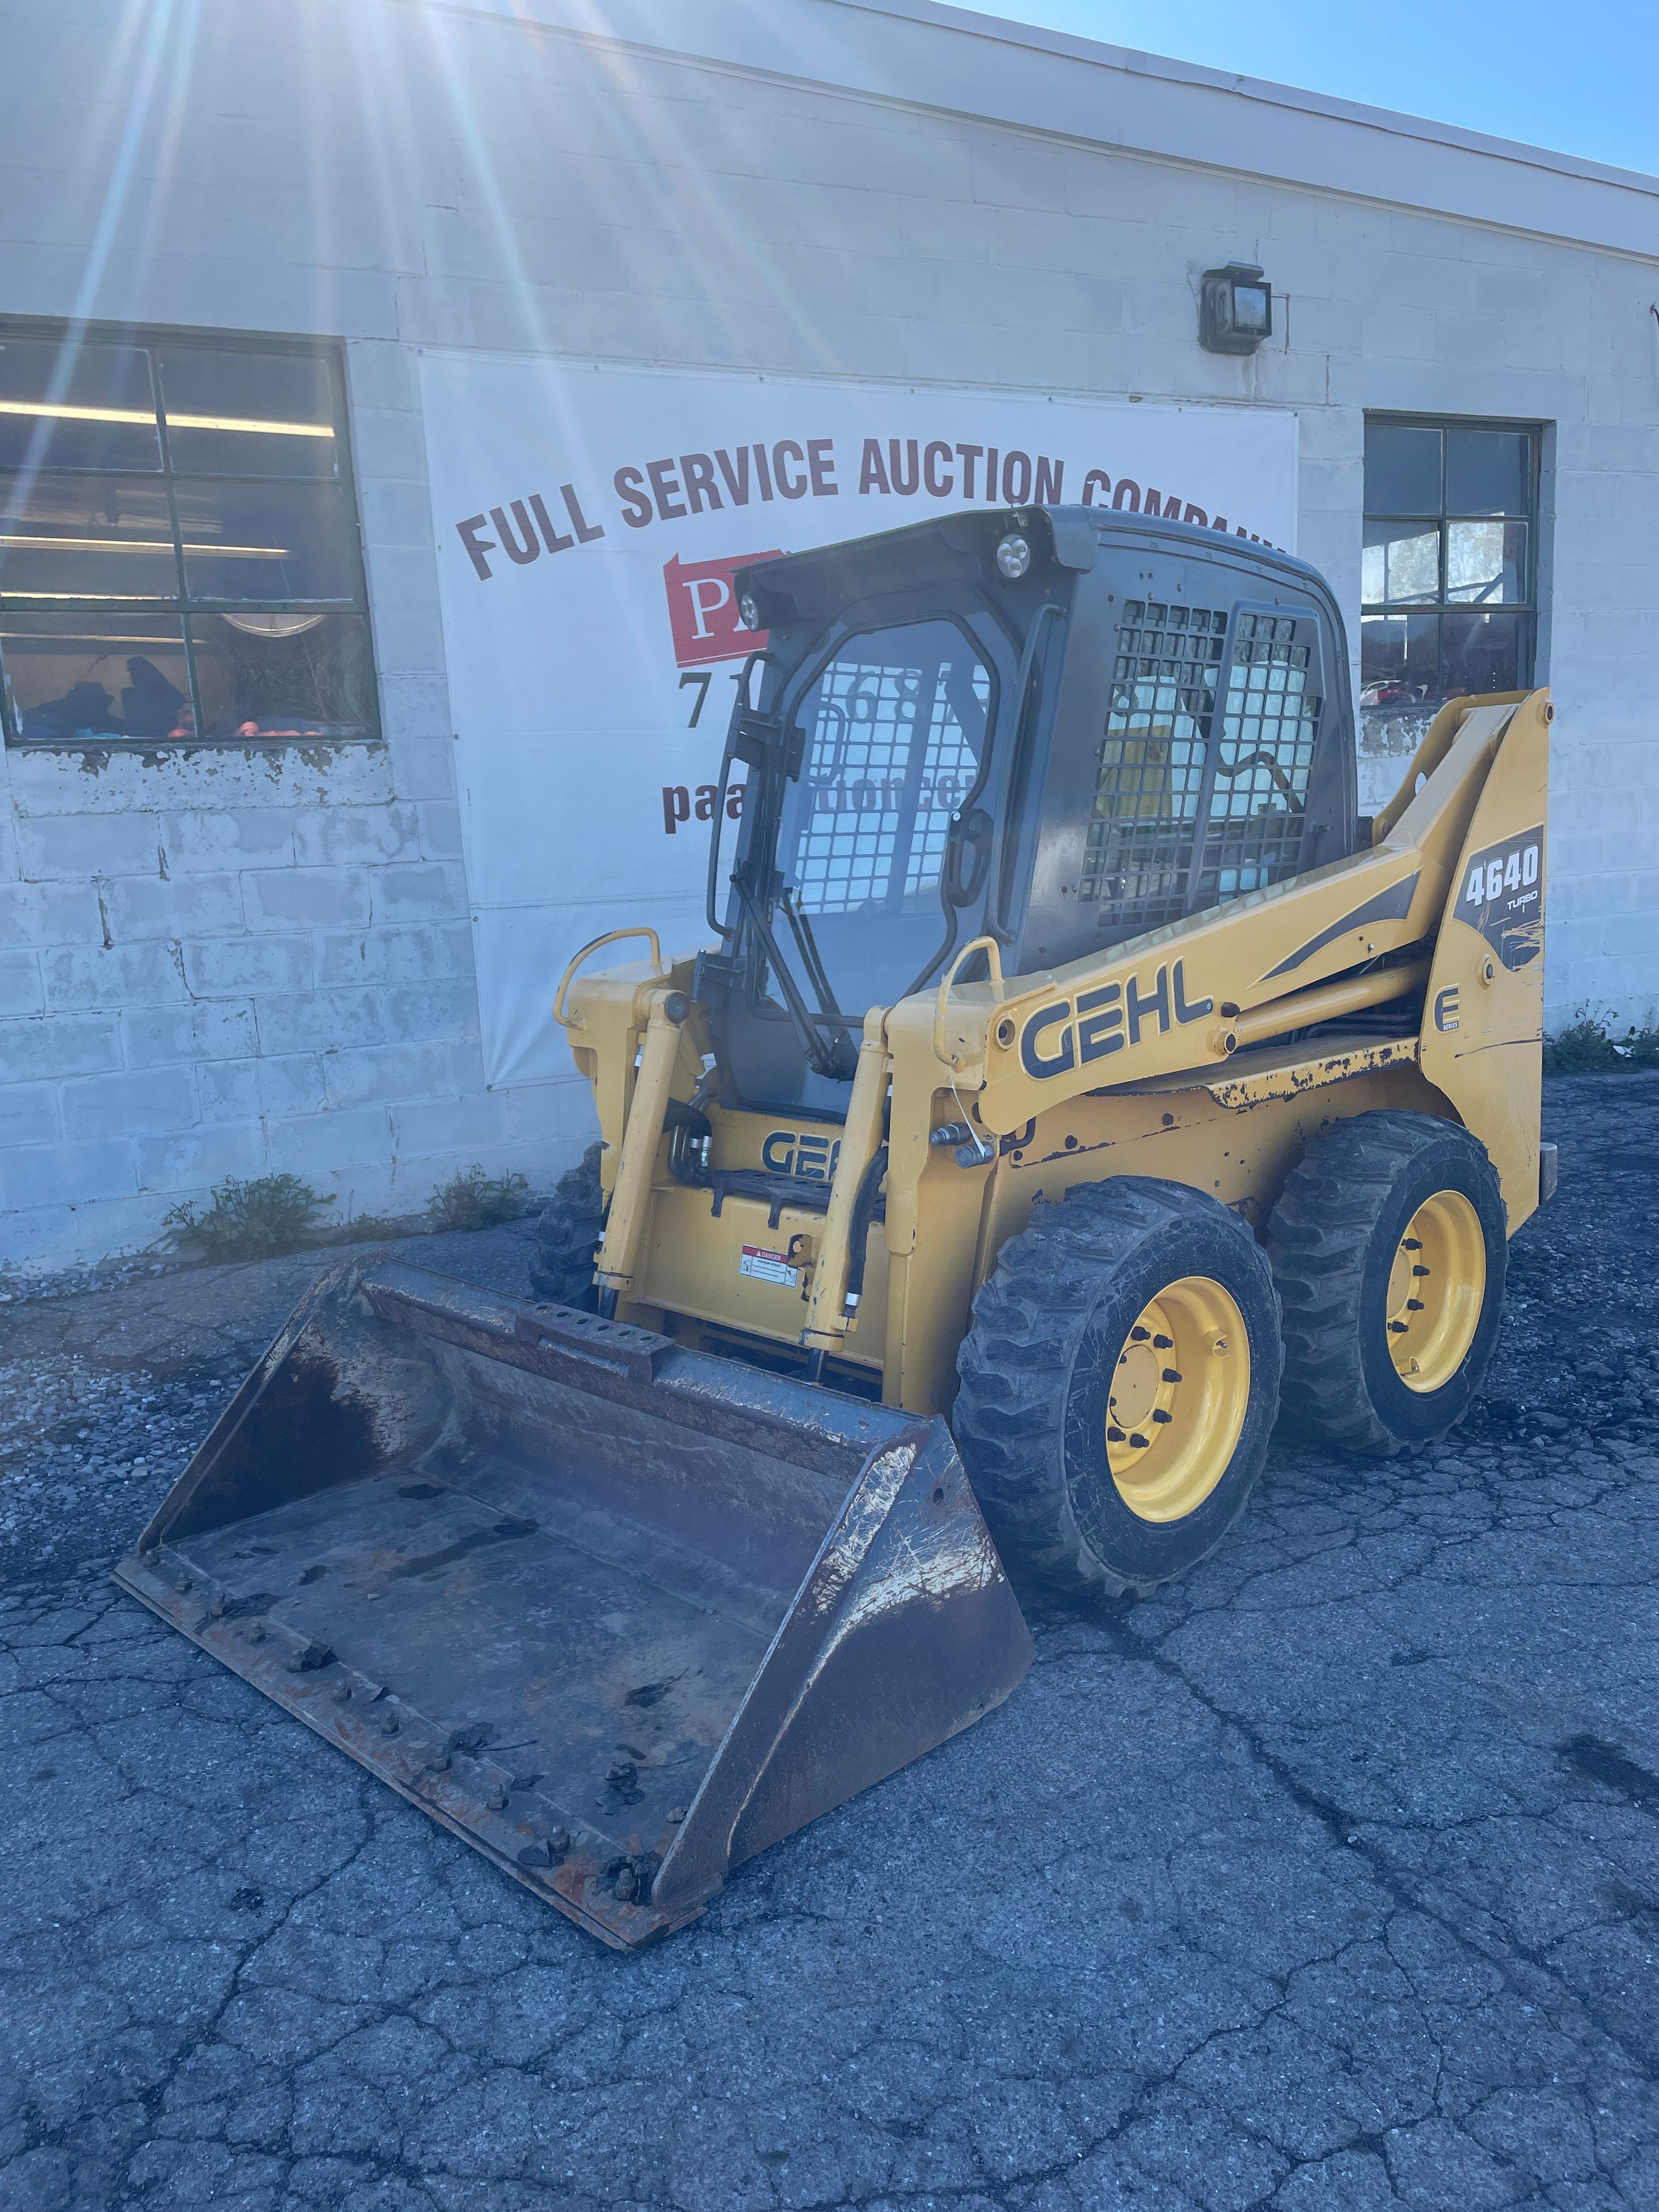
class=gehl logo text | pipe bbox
[1019,960,1212,1079]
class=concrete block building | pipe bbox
[2,0,1655,1270]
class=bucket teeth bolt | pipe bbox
[332,1683,351,1703]
[174,1575,191,1594]
[486,1787,507,1810]
[380,1712,399,1736]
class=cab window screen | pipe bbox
[768,619,991,1017]
[1193,612,1322,902]
[1079,599,1227,932]
[784,621,990,917]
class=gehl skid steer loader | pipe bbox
[117,504,1551,1949]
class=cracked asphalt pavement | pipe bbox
[4,1074,1659,2211]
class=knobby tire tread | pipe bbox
[1267,1108,1502,1456]
[953,1177,1278,1599]
[528,1143,605,1310]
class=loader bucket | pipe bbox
[112,1259,1033,1949]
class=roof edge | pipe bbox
[428,0,1659,261]
[859,0,1659,202]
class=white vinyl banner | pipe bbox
[417,354,1300,1095]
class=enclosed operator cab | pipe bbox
[693,505,1358,1121]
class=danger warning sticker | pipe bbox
[740,1244,798,1288]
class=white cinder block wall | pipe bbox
[2,0,1656,1269]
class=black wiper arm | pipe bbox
[733,874,857,1080]
[779,887,839,1018]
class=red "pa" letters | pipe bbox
[662,550,780,668]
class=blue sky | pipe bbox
[951,0,1659,178]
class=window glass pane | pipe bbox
[0,337,161,472]
[768,619,992,1012]
[158,349,337,477]
[1443,610,1527,698]
[1359,611,1440,707]
[1,613,191,741]
[1363,424,1441,516]
[188,612,376,737]
[784,621,991,915]
[1446,428,1530,517]
[173,478,355,602]
[0,472,179,601]
[1361,519,1440,606]
[1446,520,1527,605]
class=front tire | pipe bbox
[953,1178,1283,1597]
[1267,1110,1506,1455]
[527,1143,604,1310]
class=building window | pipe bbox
[1360,416,1539,715]
[0,328,376,745]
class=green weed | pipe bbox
[426,1165,531,1234]
[165,1174,332,1260]
[1543,1009,1659,1074]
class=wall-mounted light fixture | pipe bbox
[1200,263,1273,356]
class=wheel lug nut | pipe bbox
[1162,1368,1182,1384]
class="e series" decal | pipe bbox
[1020,958,1212,1080]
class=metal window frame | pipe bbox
[1359,412,1542,707]
[0,317,377,749]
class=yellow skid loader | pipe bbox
[117,505,1550,1948]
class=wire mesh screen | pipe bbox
[786,623,991,917]
[1079,600,1228,930]
[1193,612,1320,905]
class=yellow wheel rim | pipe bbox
[1386,1188,1486,1393]
[1105,1276,1251,1523]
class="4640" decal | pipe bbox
[1457,826,1544,972]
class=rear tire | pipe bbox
[953,1178,1283,1598]
[1267,1110,1506,1455]
[528,1143,604,1310]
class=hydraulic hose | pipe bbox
[842,1145,889,1316]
